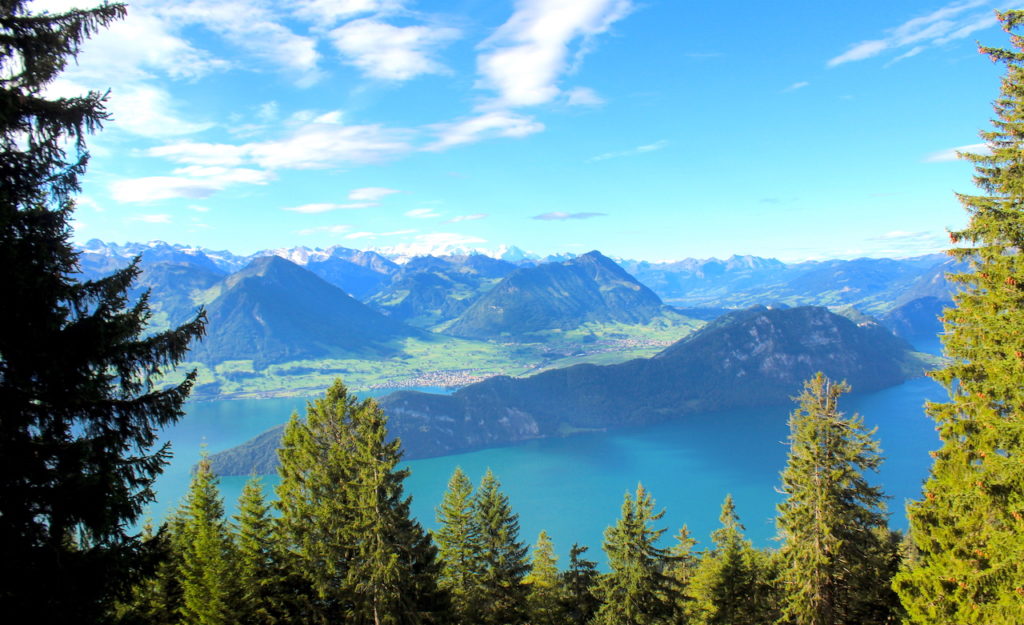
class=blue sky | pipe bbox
[37,0,1023,261]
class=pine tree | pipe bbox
[234,476,290,625]
[275,379,445,625]
[115,519,184,625]
[434,466,482,623]
[473,468,529,625]
[525,530,564,625]
[690,495,777,625]
[776,373,892,625]
[560,543,600,625]
[892,10,1024,623]
[179,457,238,625]
[664,525,700,622]
[0,2,205,622]
[592,483,677,625]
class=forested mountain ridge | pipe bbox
[209,305,926,474]
[189,256,424,368]
[444,250,684,339]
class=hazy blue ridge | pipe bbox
[207,305,925,475]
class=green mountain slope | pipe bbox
[190,256,423,368]
[445,251,678,339]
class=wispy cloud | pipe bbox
[289,0,406,26]
[566,86,605,107]
[426,111,544,151]
[476,0,634,108]
[533,211,607,220]
[346,229,418,239]
[924,142,990,162]
[588,139,667,162]
[297,224,353,235]
[282,187,401,214]
[782,81,809,92]
[283,202,376,213]
[405,208,441,218]
[110,166,274,203]
[146,111,413,171]
[129,213,173,224]
[330,18,460,81]
[348,187,400,202]
[827,0,998,67]
[862,230,948,256]
[447,213,487,223]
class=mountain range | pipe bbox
[74,239,958,397]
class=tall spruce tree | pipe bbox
[525,530,564,625]
[0,2,205,622]
[560,543,601,625]
[592,483,677,625]
[234,476,290,625]
[434,466,482,623]
[179,457,238,625]
[690,495,777,625]
[664,525,700,623]
[776,373,891,625]
[275,379,445,625]
[893,10,1024,623]
[473,468,529,625]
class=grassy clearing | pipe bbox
[180,317,705,400]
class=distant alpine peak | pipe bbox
[369,241,540,264]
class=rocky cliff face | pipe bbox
[209,305,927,475]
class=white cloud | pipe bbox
[110,167,274,203]
[588,139,667,162]
[107,84,215,138]
[405,208,440,218]
[330,18,460,80]
[149,142,250,166]
[861,230,948,256]
[257,101,279,122]
[924,142,990,162]
[783,81,809,92]
[476,0,634,107]
[426,111,544,150]
[349,187,400,201]
[447,213,487,222]
[166,0,322,85]
[32,1,226,85]
[289,0,405,25]
[148,113,413,171]
[283,202,376,213]
[827,0,996,67]
[297,224,353,235]
[248,116,413,169]
[346,229,418,239]
[130,213,173,223]
[533,211,607,220]
[566,86,605,106]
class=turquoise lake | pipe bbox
[147,361,946,561]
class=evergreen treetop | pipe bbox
[275,379,444,625]
[472,468,529,625]
[776,373,890,625]
[593,483,676,625]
